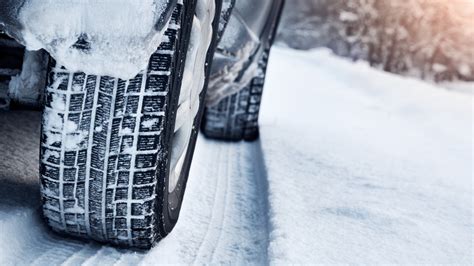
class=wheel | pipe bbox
[201,0,284,141]
[39,0,221,249]
[202,50,269,141]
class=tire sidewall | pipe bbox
[160,0,222,235]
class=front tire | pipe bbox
[39,0,221,248]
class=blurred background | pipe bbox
[277,0,474,83]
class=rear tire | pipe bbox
[201,0,284,141]
[201,50,269,141]
[39,0,221,248]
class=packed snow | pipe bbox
[260,48,472,264]
[0,47,472,264]
[17,0,172,79]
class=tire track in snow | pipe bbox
[138,136,227,265]
[0,208,86,265]
[1,211,144,266]
[207,145,233,263]
[0,110,272,264]
[61,244,103,266]
[191,139,271,264]
[193,143,231,264]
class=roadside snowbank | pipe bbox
[260,47,473,264]
[440,81,474,95]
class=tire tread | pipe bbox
[40,5,184,248]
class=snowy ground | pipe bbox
[0,47,472,265]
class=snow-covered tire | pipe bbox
[39,0,221,249]
[201,0,284,141]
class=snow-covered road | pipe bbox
[0,136,269,265]
[0,47,472,264]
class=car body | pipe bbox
[1,0,282,106]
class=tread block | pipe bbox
[63,185,76,199]
[135,154,157,169]
[132,200,153,216]
[43,148,61,165]
[64,151,77,166]
[132,228,153,239]
[99,77,116,94]
[79,111,92,131]
[132,186,155,200]
[149,55,172,72]
[115,188,129,201]
[125,96,140,114]
[44,209,61,222]
[41,179,59,195]
[72,73,86,91]
[122,116,137,131]
[84,77,97,109]
[127,75,143,93]
[44,197,60,209]
[120,136,135,152]
[54,73,70,91]
[69,94,84,111]
[146,75,169,93]
[115,218,127,230]
[42,164,60,180]
[117,171,130,186]
[142,96,165,113]
[140,115,163,132]
[158,30,177,50]
[76,183,85,207]
[131,216,152,229]
[137,136,159,151]
[77,150,87,165]
[133,170,156,185]
[63,168,77,182]
[78,166,87,182]
[116,203,128,217]
[64,199,76,209]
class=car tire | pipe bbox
[201,0,284,141]
[39,0,221,249]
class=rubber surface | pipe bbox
[39,0,220,249]
[202,50,269,141]
[202,0,284,141]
